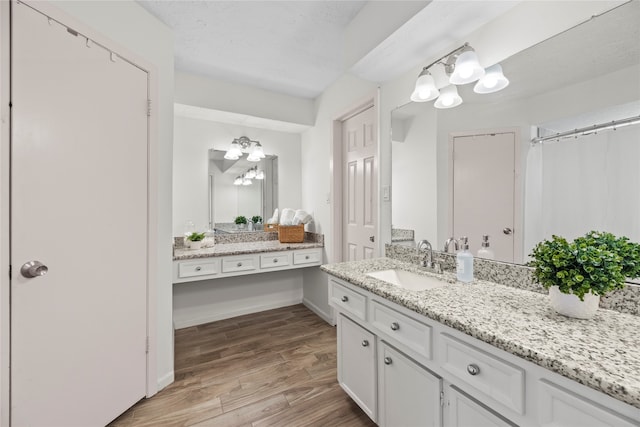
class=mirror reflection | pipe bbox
[391,1,640,268]
[208,149,278,233]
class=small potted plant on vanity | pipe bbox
[529,231,640,319]
[185,232,206,250]
[234,215,247,230]
[252,215,263,231]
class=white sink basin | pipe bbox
[366,269,448,291]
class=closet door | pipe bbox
[11,2,148,426]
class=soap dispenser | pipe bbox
[477,234,495,260]
[456,236,474,283]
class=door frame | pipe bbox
[447,127,523,263]
[330,90,380,263]
[0,2,160,424]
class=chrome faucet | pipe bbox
[417,239,434,269]
[443,237,460,253]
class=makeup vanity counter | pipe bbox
[321,257,640,426]
[173,235,323,284]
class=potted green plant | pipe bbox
[529,231,640,319]
[185,231,206,250]
[252,215,263,231]
[234,215,247,230]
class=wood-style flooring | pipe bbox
[109,304,376,427]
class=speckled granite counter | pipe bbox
[174,240,323,261]
[320,257,640,409]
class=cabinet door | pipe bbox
[378,342,442,427]
[447,385,516,427]
[337,314,377,422]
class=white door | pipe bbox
[446,385,514,427]
[343,106,378,261]
[451,132,515,262]
[11,3,148,426]
[378,342,442,427]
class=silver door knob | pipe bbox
[369,236,375,242]
[467,364,480,376]
[21,261,48,278]
[390,322,400,331]
[273,258,278,263]
[237,262,243,267]
[361,340,369,347]
[341,296,349,302]
[503,227,513,235]
[384,357,392,365]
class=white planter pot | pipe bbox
[548,286,600,319]
[187,240,203,250]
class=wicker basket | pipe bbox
[265,223,279,232]
[278,224,304,243]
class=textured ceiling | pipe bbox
[138,0,366,98]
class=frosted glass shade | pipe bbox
[410,70,439,102]
[474,64,510,94]
[434,85,463,109]
[233,176,243,185]
[449,49,485,85]
[224,141,242,160]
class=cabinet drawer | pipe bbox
[260,252,291,269]
[538,379,638,427]
[178,259,220,278]
[221,255,257,273]
[330,280,367,321]
[371,300,432,359]
[440,333,524,415]
[293,249,321,265]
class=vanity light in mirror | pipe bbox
[410,68,439,102]
[474,64,510,94]
[242,175,252,186]
[434,85,463,109]
[246,166,257,179]
[449,46,485,85]
[233,176,243,186]
[255,169,265,180]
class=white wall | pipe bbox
[173,116,302,236]
[17,0,175,392]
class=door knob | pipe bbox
[369,236,375,242]
[503,227,513,235]
[21,261,48,278]
[384,357,392,365]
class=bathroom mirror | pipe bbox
[390,1,640,269]
[208,149,278,232]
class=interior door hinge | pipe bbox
[146,336,149,354]
[440,391,445,407]
[8,265,11,279]
[147,99,151,117]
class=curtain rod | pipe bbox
[531,115,640,144]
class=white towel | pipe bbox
[293,209,312,225]
[266,208,279,224]
[280,208,296,226]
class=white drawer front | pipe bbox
[371,300,432,359]
[221,255,257,273]
[330,280,367,321]
[293,249,321,265]
[260,252,291,269]
[178,259,219,278]
[538,379,638,427]
[440,333,525,415]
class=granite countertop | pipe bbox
[174,240,323,261]
[320,257,640,409]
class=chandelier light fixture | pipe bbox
[224,136,266,162]
[410,42,510,109]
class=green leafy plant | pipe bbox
[529,231,640,300]
[234,215,247,225]
[251,215,262,224]
[186,232,206,242]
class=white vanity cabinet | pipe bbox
[173,247,322,283]
[328,276,640,427]
[378,341,442,427]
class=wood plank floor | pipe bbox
[109,304,376,427]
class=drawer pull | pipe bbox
[390,322,400,331]
[273,258,278,263]
[341,296,349,302]
[195,266,201,271]
[467,364,480,376]
[305,255,310,260]
[384,357,393,365]
[361,340,369,347]
[237,262,243,267]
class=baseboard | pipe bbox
[156,370,174,392]
[173,297,303,329]
[302,297,334,325]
